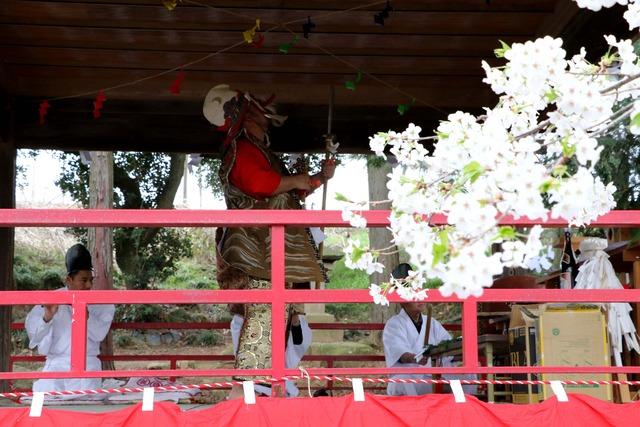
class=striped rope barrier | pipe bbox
[1,376,638,400]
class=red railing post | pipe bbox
[462,299,479,371]
[170,359,177,381]
[271,225,286,396]
[70,299,87,373]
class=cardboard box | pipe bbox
[538,305,612,401]
[508,305,541,403]
[508,304,612,403]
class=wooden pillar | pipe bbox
[88,151,115,370]
[0,131,16,392]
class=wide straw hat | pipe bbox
[203,84,287,128]
[202,84,238,126]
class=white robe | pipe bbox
[25,289,115,395]
[231,314,312,397]
[383,309,453,396]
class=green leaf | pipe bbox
[436,131,449,140]
[355,70,363,84]
[539,178,560,193]
[439,229,449,247]
[334,192,350,202]
[630,112,640,129]
[497,226,516,240]
[350,246,364,263]
[431,243,447,268]
[601,48,619,67]
[552,164,568,177]
[544,88,558,103]
[560,136,576,157]
[431,229,449,267]
[494,40,511,58]
[462,160,484,183]
[425,277,443,289]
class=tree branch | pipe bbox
[141,153,186,246]
[113,166,143,208]
[601,72,640,95]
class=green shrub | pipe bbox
[185,330,222,346]
[14,246,65,291]
[115,304,166,323]
[41,270,64,290]
[161,258,217,289]
[326,257,371,322]
[115,333,135,348]
[166,307,196,323]
[11,330,29,350]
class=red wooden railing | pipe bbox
[1,209,640,387]
[7,320,456,391]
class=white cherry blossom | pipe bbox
[343,1,634,303]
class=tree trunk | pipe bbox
[115,242,141,290]
[88,151,115,370]
[367,160,398,347]
[0,116,16,392]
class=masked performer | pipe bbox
[203,84,335,398]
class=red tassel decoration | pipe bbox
[38,100,50,125]
[170,69,185,94]
[250,34,265,48]
[93,90,106,119]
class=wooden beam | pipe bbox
[553,4,632,59]
[20,0,557,12]
[0,3,548,36]
[0,46,491,76]
[0,25,530,57]
[535,0,581,37]
[3,65,496,107]
[0,95,15,393]
[14,99,448,153]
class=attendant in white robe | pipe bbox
[231,313,312,397]
[25,244,115,394]
[383,302,452,396]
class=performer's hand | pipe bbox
[274,174,312,196]
[43,304,59,323]
[292,174,312,191]
[400,352,417,364]
[321,158,336,181]
[291,314,301,326]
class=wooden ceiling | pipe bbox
[0,0,632,153]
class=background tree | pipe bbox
[596,101,640,210]
[56,151,192,289]
[367,156,398,345]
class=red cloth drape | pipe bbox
[2,393,640,426]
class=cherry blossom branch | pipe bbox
[601,72,640,95]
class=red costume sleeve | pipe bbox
[229,139,281,199]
